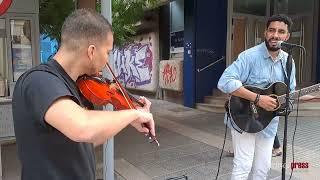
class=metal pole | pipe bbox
[100,1,114,180]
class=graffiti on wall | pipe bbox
[162,63,177,85]
[159,59,183,91]
[111,32,160,93]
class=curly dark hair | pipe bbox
[266,14,293,32]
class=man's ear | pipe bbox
[264,29,267,38]
[87,45,95,61]
[285,33,290,41]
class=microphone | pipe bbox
[276,41,304,49]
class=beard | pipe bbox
[264,38,280,52]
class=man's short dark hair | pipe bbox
[61,8,112,50]
[266,14,293,32]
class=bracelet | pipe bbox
[254,94,260,105]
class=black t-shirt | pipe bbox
[12,60,95,180]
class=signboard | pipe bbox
[0,0,12,16]
[170,31,184,53]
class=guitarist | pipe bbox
[217,14,296,180]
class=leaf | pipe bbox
[39,0,162,47]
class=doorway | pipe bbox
[227,0,319,86]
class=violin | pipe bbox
[76,63,159,146]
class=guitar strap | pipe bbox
[280,56,292,86]
[280,57,295,114]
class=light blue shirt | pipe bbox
[218,42,296,138]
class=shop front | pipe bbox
[0,0,39,97]
[0,1,39,178]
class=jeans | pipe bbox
[231,129,274,180]
[273,134,281,149]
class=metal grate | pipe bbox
[0,103,14,138]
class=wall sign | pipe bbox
[0,0,12,16]
[170,30,184,53]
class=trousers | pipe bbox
[230,129,274,180]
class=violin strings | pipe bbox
[105,63,160,147]
[105,63,134,109]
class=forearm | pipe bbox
[231,86,258,102]
[80,109,139,145]
[45,98,143,145]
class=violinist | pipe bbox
[12,9,156,180]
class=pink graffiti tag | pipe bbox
[162,63,177,85]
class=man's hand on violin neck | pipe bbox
[137,96,151,112]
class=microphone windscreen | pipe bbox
[276,41,283,48]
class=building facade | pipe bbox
[182,0,320,108]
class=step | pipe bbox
[293,102,320,109]
[204,98,227,104]
[212,89,226,96]
[290,102,320,116]
[289,110,320,117]
[196,103,226,113]
[204,95,229,101]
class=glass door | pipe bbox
[231,17,247,61]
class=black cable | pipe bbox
[215,116,228,180]
[288,89,300,180]
[289,46,306,180]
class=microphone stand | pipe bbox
[281,48,293,180]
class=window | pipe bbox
[10,19,33,81]
[0,19,6,80]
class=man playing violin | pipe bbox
[12,9,156,180]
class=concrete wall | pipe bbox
[111,32,159,92]
[7,0,39,14]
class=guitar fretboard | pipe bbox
[278,83,320,105]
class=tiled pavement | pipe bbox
[112,99,320,180]
[1,99,320,180]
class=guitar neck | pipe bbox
[278,83,320,104]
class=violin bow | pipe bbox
[105,63,160,146]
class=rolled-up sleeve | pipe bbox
[218,53,251,93]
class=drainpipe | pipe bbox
[100,2,114,180]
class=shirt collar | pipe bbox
[261,42,285,62]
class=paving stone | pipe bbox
[138,163,172,177]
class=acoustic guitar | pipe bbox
[227,82,320,133]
